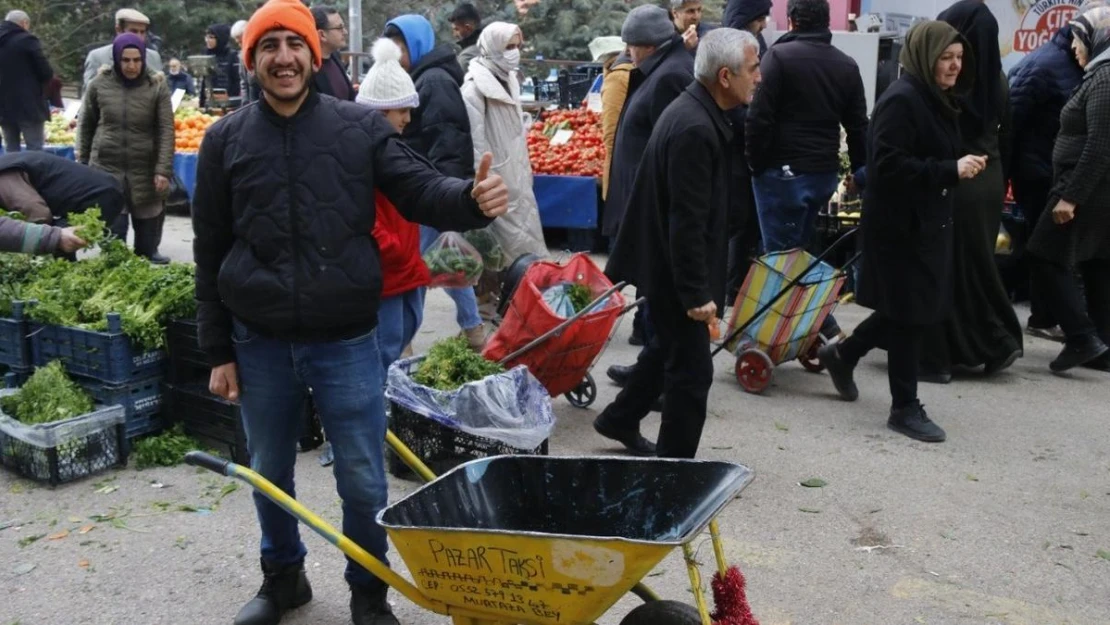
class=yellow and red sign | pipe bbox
[1012,0,1081,52]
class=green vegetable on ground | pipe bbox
[14,211,197,350]
[0,361,95,425]
[412,336,505,391]
[131,424,203,469]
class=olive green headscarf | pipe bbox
[898,20,975,119]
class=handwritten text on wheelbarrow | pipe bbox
[428,539,548,579]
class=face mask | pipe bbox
[503,49,521,68]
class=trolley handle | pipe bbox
[185,451,232,476]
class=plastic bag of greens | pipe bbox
[462,227,509,272]
[422,232,484,288]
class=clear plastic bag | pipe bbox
[422,232,484,288]
[385,356,556,450]
[462,227,509,272]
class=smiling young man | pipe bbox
[190,2,509,624]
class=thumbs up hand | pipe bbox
[471,152,509,218]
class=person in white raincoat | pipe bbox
[461,22,548,263]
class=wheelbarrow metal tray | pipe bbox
[378,455,753,625]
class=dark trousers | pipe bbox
[1031,257,1110,346]
[837,312,923,410]
[599,297,713,458]
[1011,177,1055,328]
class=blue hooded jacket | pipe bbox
[385,15,436,67]
[384,14,474,179]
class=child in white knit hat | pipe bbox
[357,38,429,377]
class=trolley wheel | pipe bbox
[618,600,702,625]
[564,373,597,409]
[800,337,827,373]
[735,349,773,394]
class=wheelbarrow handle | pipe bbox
[185,450,231,476]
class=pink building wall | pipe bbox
[770,0,854,31]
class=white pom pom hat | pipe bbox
[357,38,420,110]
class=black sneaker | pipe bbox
[1049,336,1109,373]
[817,344,858,401]
[593,416,656,456]
[606,364,634,388]
[888,403,946,443]
[234,559,312,625]
[350,583,400,625]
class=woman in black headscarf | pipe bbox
[818,20,986,442]
[1027,6,1110,373]
[199,23,241,108]
[918,0,1024,382]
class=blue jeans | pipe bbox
[419,226,482,330]
[752,170,839,252]
[377,288,425,374]
[232,319,389,590]
[752,169,842,335]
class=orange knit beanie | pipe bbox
[241,0,322,71]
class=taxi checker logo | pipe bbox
[1014,0,1080,52]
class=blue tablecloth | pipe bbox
[174,152,198,201]
[532,174,598,229]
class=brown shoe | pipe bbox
[462,324,488,351]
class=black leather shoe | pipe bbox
[606,364,634,388]
[983,349,1022,375]
[1082,352,1110,372]
[918,369,953,385]
[234,559,312,625]
[817,344,858,401]
[593,416,656,456]
[888,403,946,443]
[1050,336,1109,373]
[350,583,400,625]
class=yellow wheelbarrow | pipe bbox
[185,439,755,625]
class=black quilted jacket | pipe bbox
[191,91,491,366]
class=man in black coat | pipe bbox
[724,0,773,55]
[595,28,762,459]
[603,4,695,384]
[192,5,509,623]
[745,0,868,338]
[312,6,355,101]
[0,11,53,152]
[669,0,715,53]
[0,152,124,226]
[603,5,695,241]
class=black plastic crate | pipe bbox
[165,319,211,384]
[3,366,32,389]
[30,314,167,385]
[162,382,249,465]
[386,402,548,482]
[0,301,32,369]
[0,394,127,487]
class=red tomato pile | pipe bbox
[526,107,606,177]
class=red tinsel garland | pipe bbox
[711,566,760,625]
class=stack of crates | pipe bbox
[162,318,250,464]
[27,310,167,451]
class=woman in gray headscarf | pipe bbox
[1027,6,1110,373]
[461,21,547,264]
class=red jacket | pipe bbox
[373,190,430,298]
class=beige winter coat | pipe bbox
[462,61,548,262]
[77,66,174,218]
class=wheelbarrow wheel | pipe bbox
[564,373,597,409]
[735,349,773,393]
[799,336,827,373]
[618,599,702,625]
